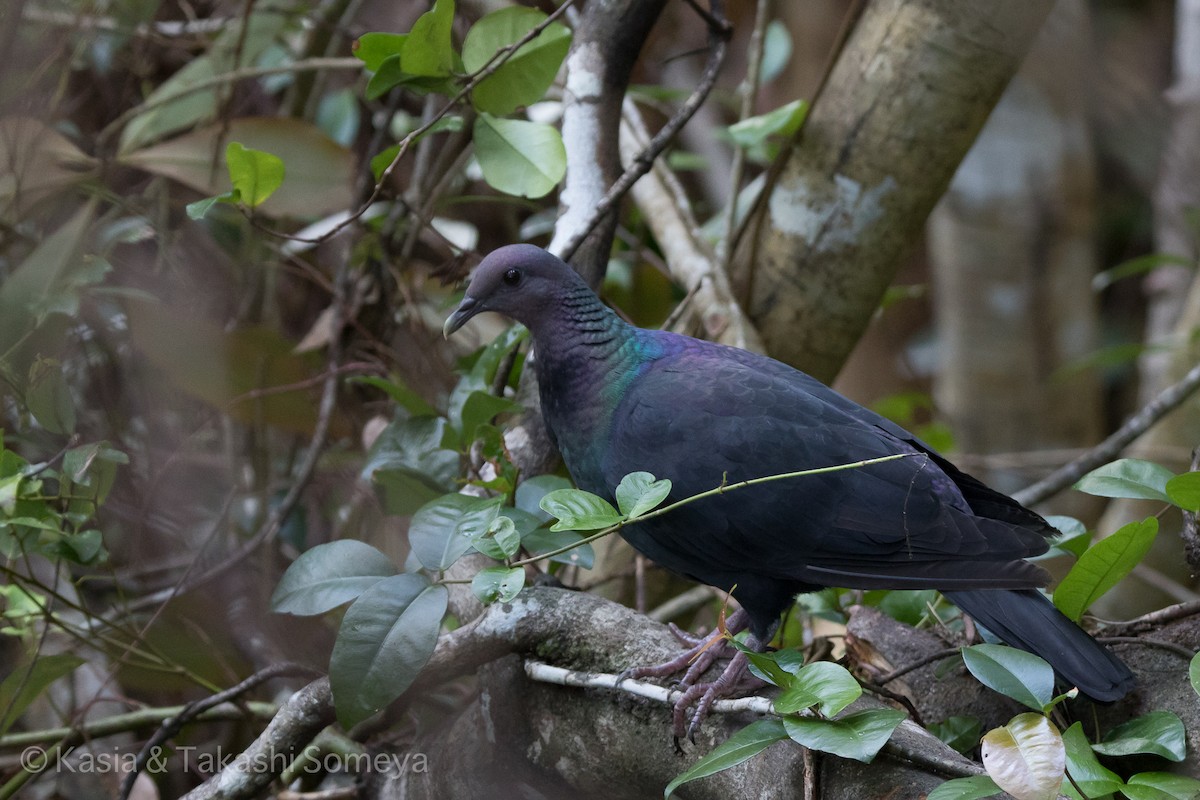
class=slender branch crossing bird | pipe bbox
[443,244,1135,738]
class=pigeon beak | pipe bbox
[442,295,480,338]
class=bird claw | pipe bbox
[619,610,757,743]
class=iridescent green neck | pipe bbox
[529,285,658,492]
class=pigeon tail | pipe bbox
[945,588,1135,702]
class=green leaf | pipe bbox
[0,203,95,357]
[0,653,86,736]
[402,0,457,78]
[462,7,572,115]
[26,356,76,434]
[1091,711,1186,761]
[363,416,459,517]
[60,529,104,565]
[980,713,1065,800]
[928,716,983,756]
[184,192,235,220]
[473,113,566,198]
[329,574,446,728]
[726,99,808,149]
[225,142,285,207]
[471,515,520,560]
[1061,722,1123,797]
[456,390,521,443]
[782,708,906,763]
[1092,252,1194,291]
[117,5,287,152]
[270,540,396,615]
[122,117,355,218]
[539,488,623,531]
[348,375,438,417]
[1165,471,1200,512]
[759,20,793,83]
[876,588,941,627]
[62,441,127,503]
[1190,651,1200,697]
[444,324,528,441]
[735,646,795,689]
[1124,772,1200,800]
[408,493,503,570]
[614,471,672,518]
[1072,458,1174,503]
[926,775,1002,800]
[663,718,788,798]
[0,474,20,516]
[961,644,1055,711]
[776,661,861,717]
[1053,517,1158,622]
[515,474,573,522]
[470,565,525,604]
[365,55,406,100]
[353,32,408,71]
[1042,515,1092,559]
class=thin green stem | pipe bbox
[510,453,917,567]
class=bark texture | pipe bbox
[737,0,1054,382]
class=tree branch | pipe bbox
[1014,360,1200,506]
[619,98,764,351]
[180,678,335,800]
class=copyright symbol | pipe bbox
[19,746,46,771]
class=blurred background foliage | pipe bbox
[0,0,1197,796]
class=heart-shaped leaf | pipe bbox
[782,708,905,763]
[470,565,525,604]
[615,471,672,518]
[473,113,565,198]
[539,488,622,531]
[463,7,571,115]
[408,493,503,570]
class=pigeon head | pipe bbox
[443,244,583,338]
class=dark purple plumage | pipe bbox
[444,245,1135,731]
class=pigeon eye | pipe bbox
[503,268,521,286]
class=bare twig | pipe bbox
[1111,599,1200,633]
[619,99,764,350]
[180,678,335,800]
[556,0,731,264]
[1015,360,1200,507]
[1098,636,1196,661]
[257,0,580,247]
[874,648,962,686]
[120,663,320,800]
[717,0,770,271]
